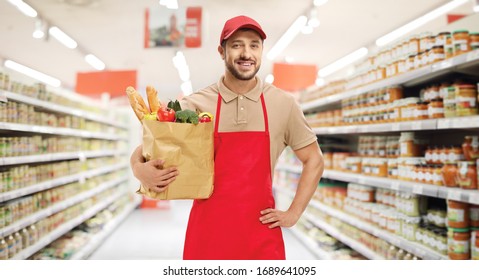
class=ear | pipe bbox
[218,45,225,60]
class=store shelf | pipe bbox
[312,116,479,135]
[0,162,128,203]
[276,186,447,260]
[301,50,479,113]
[69,195,141,260]
[3,90,128,130]
[276,164,479,204]
[0,122,127,141]
[276,186,383,260]
[288,226,333,260]
[11,189,130,260]
[0,175,128,238]
[0,150,125,166]
[306,200,448,260]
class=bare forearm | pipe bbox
[288,152,324,218]
[130,145,144,175]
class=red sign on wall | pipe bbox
[185,7,202,48]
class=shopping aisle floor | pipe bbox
[89,200,316,260]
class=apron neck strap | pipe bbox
[214,92,269,134]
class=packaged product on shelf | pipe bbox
[452,30,470,56]
[471,33,479,50]
[447,200,469,228]
[455,83,478,117]
[456,161,477,189]
[472,228,479,260]
[447,227,470,260]
[0,238,7,260]
[399,132,428,157]
[462,136,479,161]
[471,205,479,228]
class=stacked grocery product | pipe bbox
[306,80,479,128]
[0,69,134,260]
[301,28,479,103]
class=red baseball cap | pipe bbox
[219,15,267,44]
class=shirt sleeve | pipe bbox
[285,99,317,151]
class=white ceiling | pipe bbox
[0,0,476,102]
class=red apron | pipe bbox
[183,92,285,260]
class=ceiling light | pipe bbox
[318,47,368,78]
[315,78,325,87]
[474,0,479,12]
[49,26,78,49]
[265,74,275,84]
[376,0,469,47]
[308,18,320,28]
[313,0,328,7]
[4,59,61,87]
[85,54,106,70]
[7,0,38,17]
[267,16,307,60]
[172,51,190,82]
[32,19,46,39]
[301,25,314,34]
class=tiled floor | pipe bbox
[89,200,316,260]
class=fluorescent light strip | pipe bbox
[181,81,193,96]
[313,0,328,7]
[265,74,274,84]
[4,60,61,87]
[318,47,368,78]
[85,54,106,70]
[7,0,37,17]
[376,0,469,47]
[49,26,78,49]
[267,16,307,60]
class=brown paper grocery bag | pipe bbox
[136,119,214,200]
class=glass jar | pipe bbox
[470,205,479,228]
[414,101,429,120]
[447,200,470,228]
[436,31,451,47]
[442,162,458,187]
[429,46,445,64]
[462,136,479,161]
[445,35,454,59]
[472,228,479,260]
[428,98,444,119]
[444,86,457,118]
[447,227,470,260]
[470,32,479,50]
[457,161,477,190]
[456,84,478,117]
[452,29,470,56]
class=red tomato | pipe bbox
[199,115,212,123]
[157,107,176,122]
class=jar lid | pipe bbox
[453,29,469,34]
[430,98,443,102]
[448,227,470,232]
[470,32,479,36]
[458,84,476,89]
[432,45,444,50]
[437,31,451,36]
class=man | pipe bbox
[130,15,324,260]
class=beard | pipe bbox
[225,55,260,81]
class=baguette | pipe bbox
[146,85,161,113]
[126,86,150,121]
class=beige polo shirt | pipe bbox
[180,76,317,173]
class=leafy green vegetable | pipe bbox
[175,109,199,124]
[167,100,182,112]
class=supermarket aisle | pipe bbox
[89,200,316,260]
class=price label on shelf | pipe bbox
[466,50,479,62]
[391,181,400,191]
[412,122,422,130]
[392,123,400,131]
[412,184,423,194]
[437,119,451,129]
[447,189,462,201]
[0,90,7,102]
[469,193,479,205]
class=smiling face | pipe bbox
[219,29,263,81]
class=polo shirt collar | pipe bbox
[217,76,263,103]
